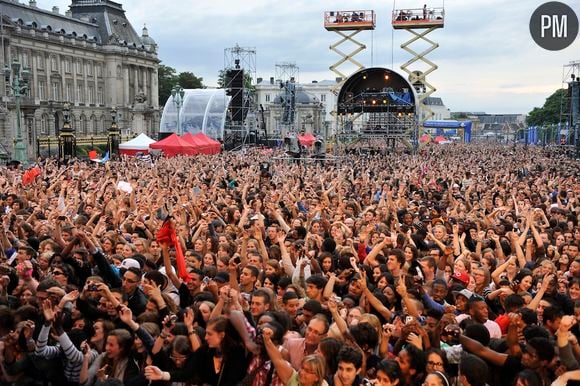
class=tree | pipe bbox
[526,88,568,126]
[158,64,177,107]
[177,72,204,90]
[157,63,205,106]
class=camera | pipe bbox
[164,314,177,328]
[88,284,98,292]
[58,216,66,221]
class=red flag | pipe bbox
[156,218,190,283]
[22,167,41,186]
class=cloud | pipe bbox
[39,0,580,114]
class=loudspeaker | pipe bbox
[227,69,244,122]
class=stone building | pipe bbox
[0,0,160,159]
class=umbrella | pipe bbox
[434,135,446,143]
[419,134,432,143]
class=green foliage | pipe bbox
[177,72,204,89]
[526,88,568,126]
[157,64,204,106]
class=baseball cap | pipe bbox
[452,288,473,300]
[120,258,141,270]
[451,271,470,286]
[214,272,230,284]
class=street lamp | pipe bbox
[58,102,76,160]
[4,59,31,164]
[107,107,120,156]
[171,85,185,135]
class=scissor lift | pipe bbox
[392,6,444,125]
[324,10,376,94]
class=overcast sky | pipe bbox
[38,0,580,114]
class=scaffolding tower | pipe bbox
[392,3,444,127]
[223,44,257,149]
[560,60,580,156]
[273,62,300,136]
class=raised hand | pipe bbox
[42,299,56,323]
[183,307,195,329]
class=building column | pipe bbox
[123,66,130,105]
[134,66,139,101]
[143,68,148,102]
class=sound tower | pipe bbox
[227,69,244,122]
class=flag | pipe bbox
[156,218,190,283]
[22,166,41,186]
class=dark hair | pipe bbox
[252,288,271,304]
[459,354,488,386]
[306,274,328,289]
[403,345,426,377]
[282,291,299,304]
[527,337,555,362]
[318,337,342,375]
[303,300,322,314]
[349,323,378,352]
[337,345,363,370]
[463,323,490,347]
[206,316,243,356]
[388,248,405,266]
[376,359,401,382]
[504,294,525,312]
[542,306,563,324]
[515,369,542,386]
[244,265,260,278]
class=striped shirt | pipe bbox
[35,324,98,383]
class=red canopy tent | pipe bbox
[434,135,446,144]
[419,134,432,143]
[149,134,197,157]
[192,132,221,154]
[298,133,316,147]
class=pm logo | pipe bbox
[530,1,578,50]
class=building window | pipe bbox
[64,59,71,73]
[77,84,83,103]
[37,54,44,69]
[40,114,48,134]
[66,83,73,102]
[21,52,30,68]
[97,87,104,105]
[86,61,92,76]
[38,81,46,99]
[76,60,82,74]
[52,82,60,100]
[51,56,58,72]
[321,94,326,102]
[87,85,94,104]
[265,94,270,102]
[96,64,102,77]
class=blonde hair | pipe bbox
[301,355,326,386]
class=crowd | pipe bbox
[0,143,578,386]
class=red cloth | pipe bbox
[22,167,41,186]
[156,219,190,283]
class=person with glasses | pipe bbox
[285,314,329,371]
[120,266,147,316]
[424,348,447,375]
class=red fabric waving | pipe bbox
[156,219,190,283]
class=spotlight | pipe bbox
[383,99,387,104]
[371,99,376,105]
[384,74,389,80]
[362,74,367,80]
